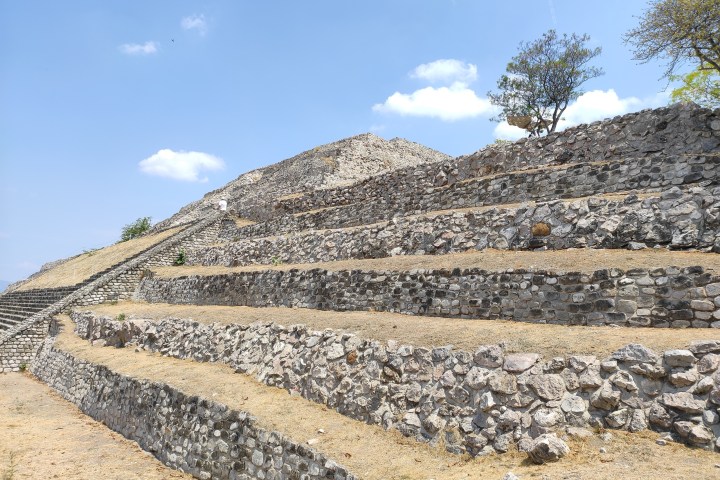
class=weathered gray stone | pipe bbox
[660,392,706,414]
[612,344,660,363]
[503,353,540,373]
[527,434,570,464]
[663,349,696,368]
[527,374,566,401]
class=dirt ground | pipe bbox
[154,248,720,278]
[0,373,191,480]
[16,227,180,291]
[48,315,720,480]
[86,302,720,359]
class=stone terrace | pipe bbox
[2,103,720,479]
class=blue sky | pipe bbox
[0,1,676,283]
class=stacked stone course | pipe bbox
[203,186,719,269]
[72,311,720,455]
[137,265,720,328]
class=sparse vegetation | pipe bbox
[115,313,126,322]
[271,256,283,266]
[531,222,552,237]
[1,452,16,480]
[119,217,152,243]
[173,250,187,266]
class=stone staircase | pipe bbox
[0,286,76,330]
[14,103,720,478]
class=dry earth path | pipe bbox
[46,315,720,480]
[88,302,720,359]
[0,373,191,480]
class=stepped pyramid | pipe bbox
[3,103,720,479]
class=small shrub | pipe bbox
[531,222,551,237]
[173,249,187,266]
[18,363,27,372]
[271,256,283,266]
[119,217,152,242]
[116,313,126,322]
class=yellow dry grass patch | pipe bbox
[52,315,720,480]
[155,247,720,277]
[0,373,191,480]
[233,217,256,228]
[17,227,181,291]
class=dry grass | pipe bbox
[0,372,190,479]
[51,315,720,480]
[16,228,181,291]
[155,247,720,278]
[233,217,256,228]
[85,302,720,359]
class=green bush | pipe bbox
[173,249,187,266]
[119,217,152,242]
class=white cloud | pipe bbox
[374,59,492,121]
[410,59,477,84]
[118,41,158,55]
[181,14,207,35]
[139,149,225,182]
[493,89,670,140]
[373,82,494,121]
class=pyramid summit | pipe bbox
[152,132,451,231]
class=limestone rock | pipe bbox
[527,434,570,464]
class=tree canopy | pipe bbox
[488,30,603,137]
[624,0,720,77]
[119,217,152,242]
[671,68,720,108]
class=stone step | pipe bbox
[0,304,45,315]
[36,314,720,479]
[205,187,719,269]
[143,249,720,328]
[272,104,719,216]
[233,155,718,240]
[0,310,31,322]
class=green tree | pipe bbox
[488,30,603,137]
[624,0,720,78]
[119,217,152,242]
[670,68,720,107]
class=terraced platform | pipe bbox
[32,314,720,480]
[2,104,719,478]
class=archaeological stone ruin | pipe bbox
[2,103,720,478]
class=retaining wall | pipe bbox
[238,154,719,240]
[136,265,720,328]
[276,104,720,215]
[72,311,720,456]
[31,331,357,480]
[205,187,719,268]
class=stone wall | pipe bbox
[31,331,357,480]
[276,104,720,216]
[137,265,720,328]
[0,318,49,372]
[204,187,719,269]
[72,311,720,456]
[239,154,719,240]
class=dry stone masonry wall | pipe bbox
[72,311,720,456]
[205,186,720,269]
[31,331,358,480]
[137,265,720,328]
[245,154,719,240]
[275,104,720,216]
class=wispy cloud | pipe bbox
[373,59,494,121]
[139,149,225,182]
[118,41,159,56]
[493,89,670,140]
[181,14,208,35]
